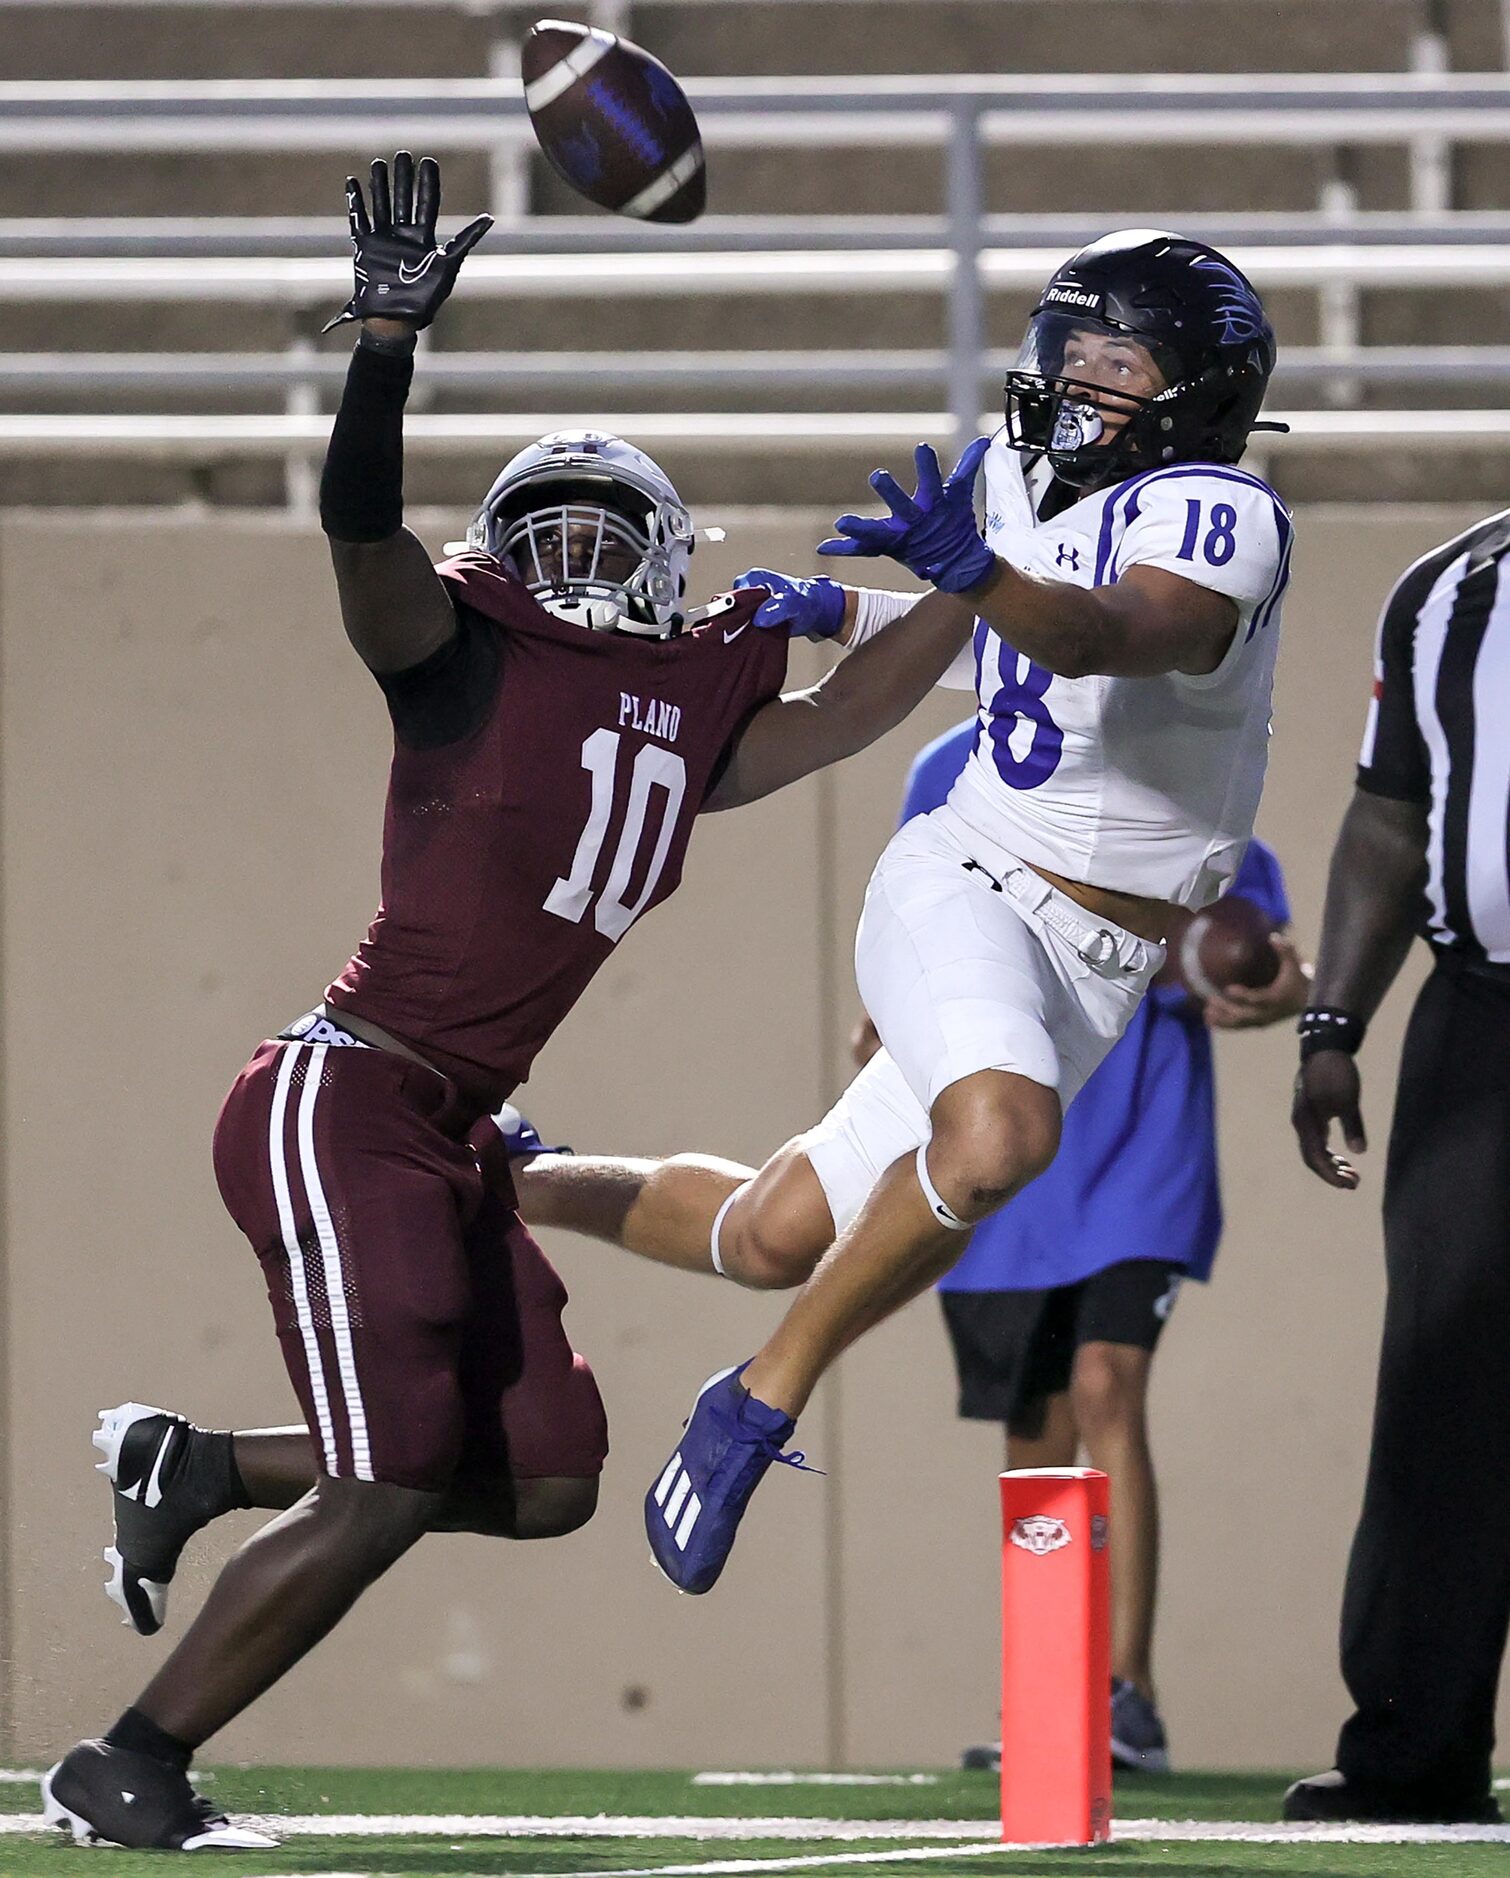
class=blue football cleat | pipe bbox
[645,1363,815,1594]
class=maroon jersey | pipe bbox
[325,555,788,1114]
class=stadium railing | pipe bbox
[2,73,1509,497]
[7,210,1510,257]
[7,346,1510,394]
[9,75,1505,155]
[3,410,1506,459]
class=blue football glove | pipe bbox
[819,437,995,594]
[490,1104,571,1160]
[733,567,848,641]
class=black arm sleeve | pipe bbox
[375,601,503,749]
[319,333,416,544]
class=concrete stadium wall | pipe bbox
[0,501,1499,1775]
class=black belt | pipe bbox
[1429,944,1510,988]
[278,1008,374,1049]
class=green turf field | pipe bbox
[2,1766,1506,1877]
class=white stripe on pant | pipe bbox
[296,1042,374,1481]
[267,1041,374,1481]
[268,1044,338,1472]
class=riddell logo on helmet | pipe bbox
[1044,284,1101,311]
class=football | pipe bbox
[1176,893,1280,1002]
[522,18,707,224]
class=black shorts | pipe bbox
[939,1258,1185,1432]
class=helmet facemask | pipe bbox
[1003,310,1175,491]
[495,482,690,633]
[467,434,695,637]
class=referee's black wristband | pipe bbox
[1299,1006,1367,1060]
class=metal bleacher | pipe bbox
[1,0,1509,510]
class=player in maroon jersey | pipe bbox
[41,155,972,1852]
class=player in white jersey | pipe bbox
[515,230,1292,1595]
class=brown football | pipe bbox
[522,18,706,224]
[1176,893,1279,1001]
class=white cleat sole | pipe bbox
[94,1403,182,1635]
[93,1401,174,1486]
[181,1824,282,1850]
[40,1765,279,1852]
[42,1766,103,1846]
[102,1543,168,1631]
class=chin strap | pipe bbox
[539,590,687,638]
[539,593,625,633]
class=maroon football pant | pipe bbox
[213,1039,607,1492]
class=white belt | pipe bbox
[960,858,1155,979]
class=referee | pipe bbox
[1287,507,1510,1826]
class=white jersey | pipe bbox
[945,434,1292,909]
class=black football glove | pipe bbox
[323,152,493,334]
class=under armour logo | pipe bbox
[1055,543,1082,572]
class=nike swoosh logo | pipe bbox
[723,624,748,643]
[397,254,437,284]
[141,1428,174,1509]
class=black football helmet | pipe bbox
[1002,229,1278,491]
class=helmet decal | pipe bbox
[1041,281,1105,316]
[1190,252,1268,345]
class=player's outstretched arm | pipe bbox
[705,589,972,811]
[820,440,1237,679]
[971,560,1238,680]
[1292,788,1427,1189]
[319,155,492,674]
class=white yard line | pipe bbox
[0,1813,991,1840]
[537,1843,1033,1878]
[6,1811,1510,1849]
[694,1777,941,1789]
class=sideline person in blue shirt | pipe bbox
[855,721,1311,1775]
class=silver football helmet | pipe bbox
[467,430,695,636]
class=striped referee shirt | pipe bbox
[1358,507,1510,964]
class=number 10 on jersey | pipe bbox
[545,729,688,942]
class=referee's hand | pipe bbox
[1292,1052,1366,1189]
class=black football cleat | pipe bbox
[94,1402,227,1636]
[1110,1678,1171,1774]
[1282,1768,1503,1825]
[41,1741,277,1850]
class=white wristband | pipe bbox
[848,587,923,648]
